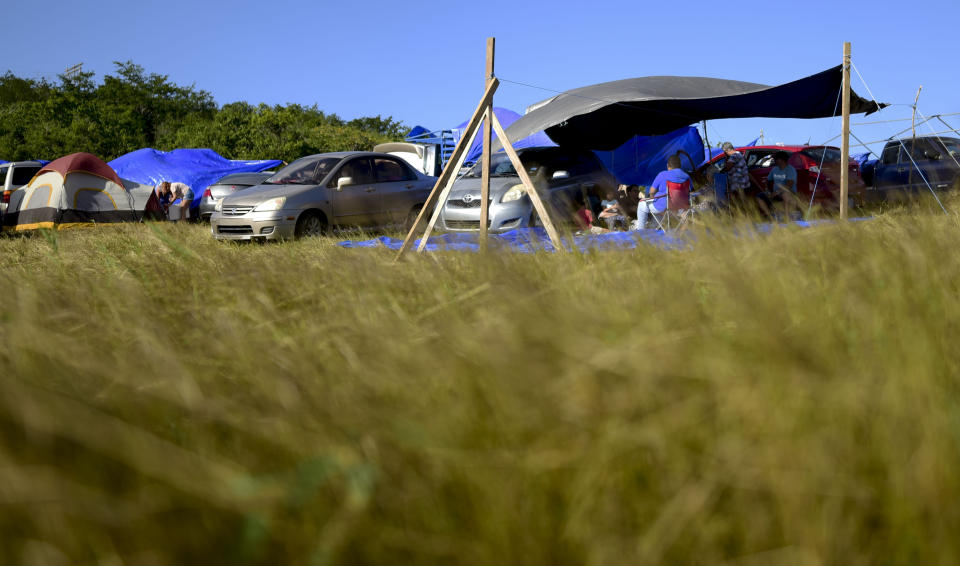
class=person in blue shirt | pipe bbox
[635,155,690,230]
[766,151,800,220]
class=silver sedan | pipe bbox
[211,152,436,241]
[438,147,618,232]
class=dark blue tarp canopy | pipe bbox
[109,148,282,208]
[502,66,885,151]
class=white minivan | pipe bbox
[1,161,45,214]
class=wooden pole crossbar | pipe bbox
[416,111,485,252]
[395,77,500,260]
[396,37,566,259]
[489,113,565,250]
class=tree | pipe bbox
[0,63,407,163]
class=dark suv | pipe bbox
[438,147,618,232]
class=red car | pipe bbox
[700,145,866,210]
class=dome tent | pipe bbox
[2,152,143,232]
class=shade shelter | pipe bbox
[500,66,885,151]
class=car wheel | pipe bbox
[295,211,326,239]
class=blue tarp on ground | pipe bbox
[338,219,873,254]
[338,227,689,253]
[109,148,282,208]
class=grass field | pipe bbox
[2,210,960,565]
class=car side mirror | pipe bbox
[552,170,570,180]
[924,150,941,160]
[336,176,354,191]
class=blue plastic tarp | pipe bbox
[108,148,282,208]
[453,107,557,163]
[594,126,706,187]
[337,219,874,254]
[338,227,690,253]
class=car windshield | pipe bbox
[801,147,842,164]
[464,152,542,178]
[265,158,340,184]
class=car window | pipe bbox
[331,158,374,187]
[754,153,778,168]
[746,150,777,168]
[11,166,40,185]
[880,144,900,165]
[267,157,339,185]
[910,139,939,161]
[372,157,416,183]
[800,147,842,165]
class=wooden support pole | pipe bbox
[911,86,923,140]
[417,115,484,252]
[840,41,851,220]
[490,113,566,251]
[395,78,500,260]
[479,37,495,251]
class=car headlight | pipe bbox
[501,184,526,203]
[253,197,286,212]
[215,199,223,212]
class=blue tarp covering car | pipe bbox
[109,148,282,208]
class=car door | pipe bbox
[916,138,956,191]
[371,157,421,225]
[327,157,382,227]
[876,143,907,191]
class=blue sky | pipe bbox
[5,0,960,157]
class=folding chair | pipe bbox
[651,178,695,230]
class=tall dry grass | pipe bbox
[1,210,959,565]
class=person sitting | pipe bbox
[598,190,627,230]
[766,151,800,221]
[572,195,606,235]
[635,155,690,230]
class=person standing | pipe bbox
[721,142,751,210]
[766,151,800,220]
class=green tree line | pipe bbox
[0,61,407,163]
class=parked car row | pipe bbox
[208,141,904,241]
[210,152,436,240]
[700,145,866,211]
[10,137,952,242]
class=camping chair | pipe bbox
[650,179,696,230]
